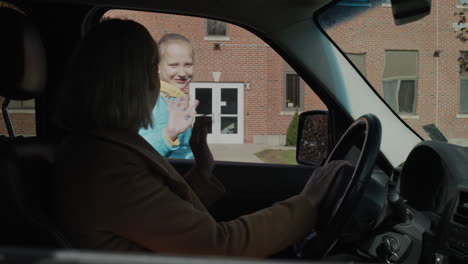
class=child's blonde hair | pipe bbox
[158,33,193,59]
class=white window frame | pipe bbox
[189,82,244,144]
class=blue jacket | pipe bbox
[139,96,194,159]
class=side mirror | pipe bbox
[296,110,329,166]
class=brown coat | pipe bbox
[53,130,315,257]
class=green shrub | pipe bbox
[286,110,299,146]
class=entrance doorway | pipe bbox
[189,82,244,144]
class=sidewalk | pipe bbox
[208,144,295,163]
[209,140,468,163]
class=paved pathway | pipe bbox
[208,144,295,163]
[209,140,468,163]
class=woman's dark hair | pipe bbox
[58,19,159,130]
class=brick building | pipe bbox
[1,0,467,145]
[105,9,326,145]
[321,0,468,144]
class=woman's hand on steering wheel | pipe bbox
[298,114,382,259]
[301,160,353,209]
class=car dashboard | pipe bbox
[399,141,468,263]
[342,141,468,263]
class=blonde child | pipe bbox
[139,33,197,159]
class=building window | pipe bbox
[382,50,418,114]
[207,19,227,36]
[7,99,35,109]
[285,73,301,109]
[345,53,366,77]
[461,52,468,114]
[461,79,468,114]
[337,0,371,7]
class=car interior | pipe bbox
[1,0,468,263]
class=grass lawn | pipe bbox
[255,149,297,165]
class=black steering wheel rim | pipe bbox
[300,113,382,259]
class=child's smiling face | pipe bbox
[159,41,194,90]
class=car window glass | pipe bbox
[318,0,468,147]
[103,10,328,164]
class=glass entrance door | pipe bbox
[190,82,244,144]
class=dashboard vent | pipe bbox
[454,191,468,226]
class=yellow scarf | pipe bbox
[160,81,186,98]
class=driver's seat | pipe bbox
[0,2,72,248]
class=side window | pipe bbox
[104,10,327,164]
[382,50,418,115]
[461,51,468,114]
[206,19,227,37]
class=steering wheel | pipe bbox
[298,113,382,259]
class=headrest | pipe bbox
[0,2,46,100]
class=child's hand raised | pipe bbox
[190,115,214,178]
[164,96,199,141]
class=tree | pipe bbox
[286,110,299,146]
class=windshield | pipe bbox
[318,0,468,147]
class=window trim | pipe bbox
[203,36,230,41]
[283,72,304,111]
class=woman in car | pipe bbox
[139,33,197,159]
[53,18,350,257]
